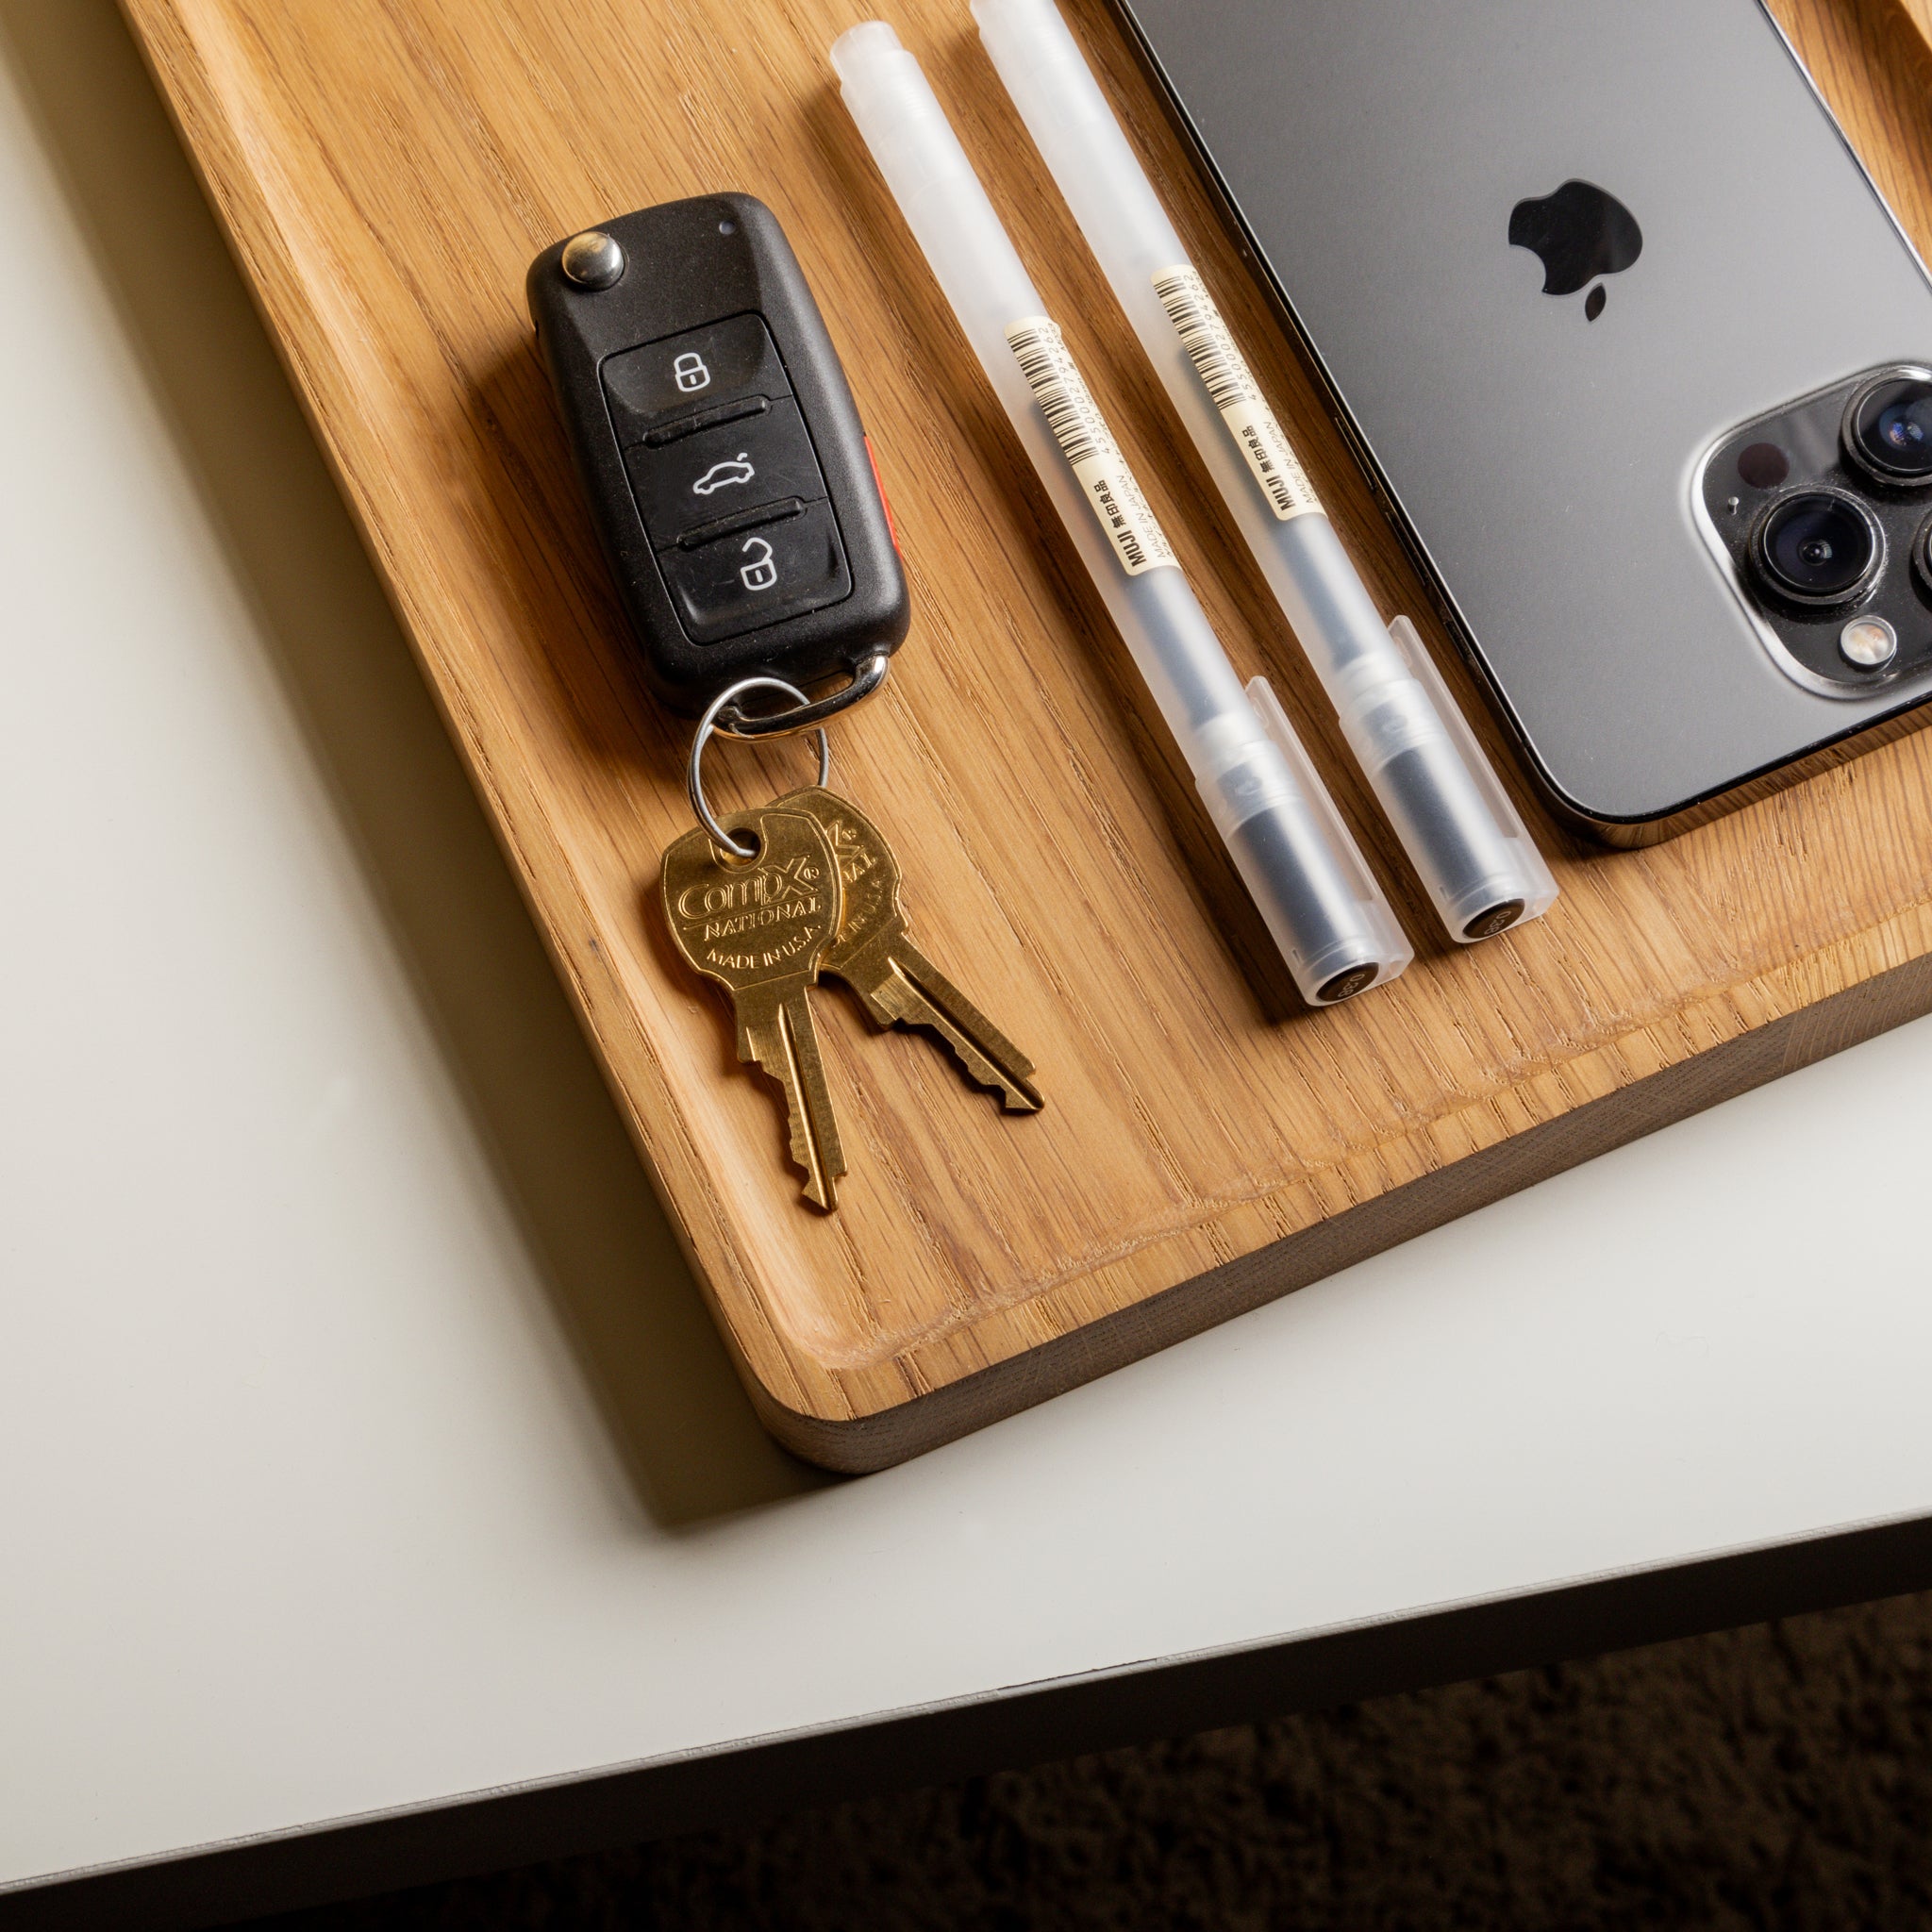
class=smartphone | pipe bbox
[1110,0,1932,841]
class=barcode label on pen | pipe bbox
[1153,264,1321,522]
[1005,315,1177,575]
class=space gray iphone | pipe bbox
[1112,0,1932,840]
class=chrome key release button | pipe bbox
[559,230,625,290]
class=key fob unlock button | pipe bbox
[658,502,852,643]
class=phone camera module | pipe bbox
[1750,489,1882,608]
[1845,371,1932,485]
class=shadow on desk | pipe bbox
[0,0,825,1524]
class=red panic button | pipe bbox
[864,434,901,554]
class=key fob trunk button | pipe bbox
[658,500,852,642]
[625,396,828,547]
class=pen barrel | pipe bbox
[833,25,1152,690]
[975,0,1557,944]
[831,25,1040,358]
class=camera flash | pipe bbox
[1839,617,1897,669]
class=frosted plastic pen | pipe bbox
[974,0,1557,944]
[831,22,1408,1006]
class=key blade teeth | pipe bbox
[664,807,846,1208]
[775,1068,841,1208]
[874,945,1044,1113]
[746,994,846,1211]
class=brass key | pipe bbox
[779,786,1043,1113]
[660,807,846,1208]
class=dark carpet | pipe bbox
[241,1591,1932,1931]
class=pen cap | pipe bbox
[1328,620,1558,941]
[1224,680,1412,1003]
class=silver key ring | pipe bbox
[713,651,891,740]
[688,675,832,861]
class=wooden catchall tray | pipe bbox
[122,0,1932,1469]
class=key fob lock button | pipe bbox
[601,313,791,443]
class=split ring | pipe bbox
[687,675,832,860]
[712,651,891,739]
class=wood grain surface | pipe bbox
[116,0,1932,1467]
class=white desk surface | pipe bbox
[5,0,1932,1917]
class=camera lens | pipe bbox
[1751,489,1881,607]
[1846,372,1932,484]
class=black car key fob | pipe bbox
[527,193,909,712]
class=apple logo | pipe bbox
[1508,179,1642,321]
